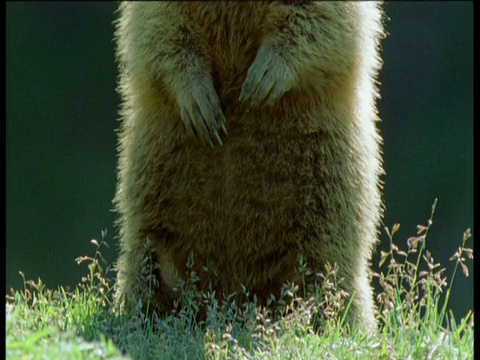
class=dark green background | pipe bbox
[6,2,473,320]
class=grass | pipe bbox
[6,201,474,359]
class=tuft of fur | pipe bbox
[113,1,385,331]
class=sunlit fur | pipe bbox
[113,1,385,331]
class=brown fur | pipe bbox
[113,1,385,331]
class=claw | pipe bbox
[182,109,196,137]
[202,123,214,147]
[203,129,215,148]
[217,111,228,135]
[209,117,223,146]
[213,129,223,146]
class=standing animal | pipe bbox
[113,1,385,331]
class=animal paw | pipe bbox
[179,80,227,147]
[239,46,296,109]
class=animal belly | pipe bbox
[154,135,306,295]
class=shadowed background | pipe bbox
[6,2,473,320]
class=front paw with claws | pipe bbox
[178,80,227,147]
[239,46,296,109]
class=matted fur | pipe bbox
[113,1,385,331]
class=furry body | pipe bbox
[114,1,385,331]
